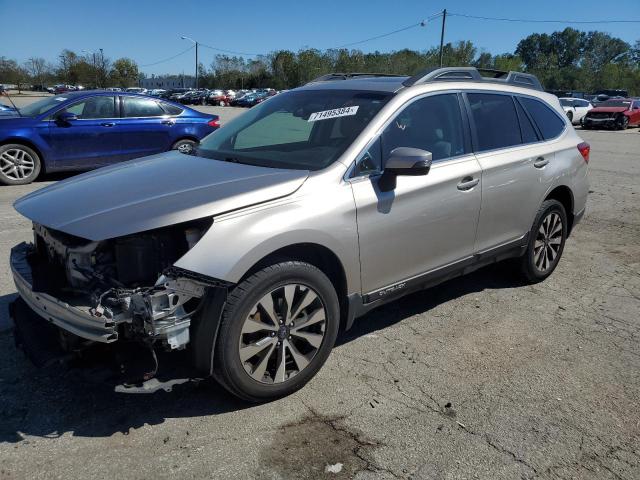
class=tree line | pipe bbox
[0,49,140,89]
[1,28,639,94]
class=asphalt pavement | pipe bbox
[0,98,638,479]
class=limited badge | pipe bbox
[308,106,359,122]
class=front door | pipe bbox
[46,95,121,169]
[351,93,482,295]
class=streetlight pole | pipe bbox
[181,35,199,89]
[439,9,447,68]
[82,48,103,88]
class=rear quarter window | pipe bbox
[162,103,183,115]
[518,97,565,140]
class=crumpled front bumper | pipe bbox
[10,242,120,343]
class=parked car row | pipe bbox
[158,88,279,107]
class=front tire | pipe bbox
[214,261,340,402]
[616,115,629,130]
[566,110,573,123]
[519,199,567,283]
[0,143,41,185]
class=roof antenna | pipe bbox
[1,89,22,117]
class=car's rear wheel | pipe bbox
[213,261,340,402]
[218,101,225,107]
[172,139,197,155]
[519,199,567,283]
[0,143,41,186]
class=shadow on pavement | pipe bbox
[0,262,525,442]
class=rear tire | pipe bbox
[172,139,197,155]
[519,199,567,283]
[213,261,340,402]
[0,143,41,186]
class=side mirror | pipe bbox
[385,147,432,176]
[56,111,77,124]
[379,147,432,191]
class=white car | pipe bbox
[560,98,593,125]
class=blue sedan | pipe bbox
[0,91,220,185]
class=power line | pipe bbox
[199,42,264,56]
[140,45,194,67]
[448,12,640,24]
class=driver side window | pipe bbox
[64,96,116,119]
[381,93,466,164]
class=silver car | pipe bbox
[10,67,589,401]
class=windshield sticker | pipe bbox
[54,97,67,101]
[308,106,359,122]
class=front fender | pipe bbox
[173,182,361,294]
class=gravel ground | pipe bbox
[0,101,638,479]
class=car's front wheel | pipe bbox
[213,261,340,402]
[566,110,573,122]
[519,199,567,283]
[0,143,41,186]
[616,115,629,130]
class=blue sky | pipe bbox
[1,0,638,76]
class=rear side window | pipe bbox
[161,103,183,115]
[122,97,165,117]
[467,93,521,152]
[514,99,539,143]
[518,97,565,140]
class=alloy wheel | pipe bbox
[0,148,35,180]
[534,212,563,272]
[176,142,194,154]
[238,284,326,384]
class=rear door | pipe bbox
[117,96,175,161]
[469,92,566,252]
[46,95,121,169]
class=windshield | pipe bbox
[600,100,631,108]
[19,96,69,117]
[197,89,391,170]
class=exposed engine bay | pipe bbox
[23,219,215,350]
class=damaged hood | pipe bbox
[14,151,308,240]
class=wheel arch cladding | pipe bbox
[241,243,349,329]
[545,185,574,233]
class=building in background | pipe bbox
[140,74,195,89]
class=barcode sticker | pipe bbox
[308,106,359,122]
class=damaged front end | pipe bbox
[11,219,225,352]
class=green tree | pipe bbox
[109,58,139,88]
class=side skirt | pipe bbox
[344,235,528,330]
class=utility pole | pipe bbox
[439,9,447,68]
[180,36,199,89]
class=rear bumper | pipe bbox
[10,242,119,343]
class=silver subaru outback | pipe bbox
[10,67,589,401]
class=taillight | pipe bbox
[577,142,590,163]
[208,118,220,128]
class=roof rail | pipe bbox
[307,72,406,84]
[402,67,543,91]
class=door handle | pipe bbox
[161,120,175,125]
[534,157,549,168]
[457,177,479,191]
[100,122,115,127]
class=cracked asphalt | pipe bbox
[0,104,638,479]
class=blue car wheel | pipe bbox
[0,143,42,186]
